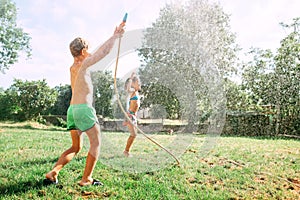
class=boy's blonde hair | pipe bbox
[69,37,89,57]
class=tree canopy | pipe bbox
[138,0,236,130]
[0,79,57,121]
[242,17,300,135]
[92,71,114,118]
[0,0,31,72]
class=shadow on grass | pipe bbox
[0,178,63,198]
[0,157,59,170]
[0,157,64,197]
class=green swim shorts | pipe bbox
[67,104,99,131]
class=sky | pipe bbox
[0,0,299,89]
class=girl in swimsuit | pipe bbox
[123,75,141,157]
[122,72,136,126]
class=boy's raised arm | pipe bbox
[82,24,125,69]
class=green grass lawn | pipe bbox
[0,122,299,200]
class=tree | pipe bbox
[242,48,276,107]
[0,0,31,72]
[138,0,236,127]
[242,18,300,135]
[0,88,14,120]
[6,79,57,120]
[141,83,181,119]
[48,84,72,115]
[91,71,114,118]
[273,18,300,135]
[225,79,254,112]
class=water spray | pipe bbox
[113,13,180,166]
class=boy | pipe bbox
[44,23,125,186]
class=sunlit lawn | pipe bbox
[0,122,299,200]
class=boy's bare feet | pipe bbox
[79,178,103,186]
[44,171,58,185]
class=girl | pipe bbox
[123,75,141,157]
[122,72,136,126]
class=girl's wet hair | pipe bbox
[132,76,142,92]
[69,37,89,57]
[124,76,141,91]
[124,78,131,90]
[132,76,140,83]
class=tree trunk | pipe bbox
[275,104,280,136]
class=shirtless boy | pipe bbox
[44,23,124,186]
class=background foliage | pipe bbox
[0,0,299,136]
[0,0,31,72]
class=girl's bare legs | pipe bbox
[124,124,137,157]
[45,130,82,182]
[79,123,101,186]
